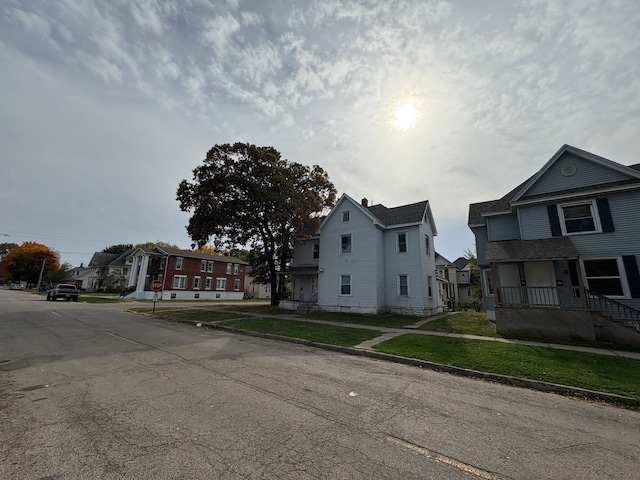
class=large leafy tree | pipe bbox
[133,241,179,250]
[0,242,19,258]
[102,244,133,254]
[5,242,60,287]
[177,143,336,305]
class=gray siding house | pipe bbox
[281,194,442,315]
[469,145,640,345]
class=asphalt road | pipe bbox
[1,289,639,479]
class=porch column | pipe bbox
[128,256,140,288]
[136,255,149,293]
[574,259,589,309]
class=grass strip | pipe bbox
[222,317,383,347]
[420,311,500,337]
[152,309,250,322]
[374,334,640,399]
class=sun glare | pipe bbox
[392,103,419,130]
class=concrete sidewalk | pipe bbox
[225,310,640,361]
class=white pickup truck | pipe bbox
[47,284,79,301]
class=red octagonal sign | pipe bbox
[151,280,163,292]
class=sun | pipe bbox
[392,102,419,130]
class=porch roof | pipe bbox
[277,266,319,276]
[486,238,579,262]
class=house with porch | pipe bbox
[123,246,248,300]
[469,144,640,345]
[280,194,443,315]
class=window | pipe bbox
[234,264,240,275]
[397,233,407,253]
[172,275,186,289]
[582,258,626,297]
[483,270,493,297]
[175,257,184,270]
[207,261,214,273]
[193,276,201,289]
[425,235,430,255]
[427,275,433,297]
[205,277,212,290]
[398,275,409,296]
[226,263,232,274]
[200,260,207,272]
[341,234,352,254]
[234,279,241,291]
[340,275,352,295]
[559,200,600,234]
[342,211,350,222]
[216,278,227,290]
[313,243,320,259]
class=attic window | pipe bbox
[342,211,350,222]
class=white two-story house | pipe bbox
[281,194,442,316]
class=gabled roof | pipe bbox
[486,238,579,262]
[453,257,469,270]
[155,246,248,264]
[512,144,640,203]
[320,193,437,234]
[88,252,119,267]
[468,145,640,227]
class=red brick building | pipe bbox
[124,246,248,300]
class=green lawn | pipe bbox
[374,334,640,399]
[220,317,382,347]
[420,310,500,337]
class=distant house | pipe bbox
[469,145,640,345]
[86,250,134,292]
[244,266,271,299]
[452,256,478,304]
[435,253,458,308]
[123,246,248,300]
[280,194,442,315]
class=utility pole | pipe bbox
[36,258,46,291]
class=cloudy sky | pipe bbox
[2,0,639,267]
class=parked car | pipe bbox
[10,283,25,290]
[47,284,79,301]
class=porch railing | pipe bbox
[586,289,640,331]
[497,286,640,331]
[497,286,582,308]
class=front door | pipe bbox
[523,261,558,305]
[498,263,521,305]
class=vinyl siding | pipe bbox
[487,214,520,241]
[472,226,489,266]
[521,153,632,198]
[518,204,553,240]
[317,203,384,311]
[292,238,319,267]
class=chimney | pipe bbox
[361,198,369,207]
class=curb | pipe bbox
[148,314,640,410]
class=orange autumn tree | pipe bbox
[5,242,60,287]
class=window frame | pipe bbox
[483,269,494,297]
[313,243,320,259]
[175,257,184,270]
[398,274,409,296]
[234,278,241,291]
[580,257,629,298]
[205,277,212,290]
[216,278,228,291]
[427,275,433,298]
[207,261,215,273]
[200,260,207,272]
[172,275,187,289]
[340,274,352,296]
[557,199,602,236]
[424,235,430,255]
[340,234,352,255]
[226,263,232,274]
[341,210,351,222]
[397,232,408,253]
[193,276,201,290]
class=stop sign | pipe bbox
[151,280,163,292]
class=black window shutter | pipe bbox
[596,198,614,232]
[547,205,562,236]
[622,255,640,298]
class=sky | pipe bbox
[2,0,640,268]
